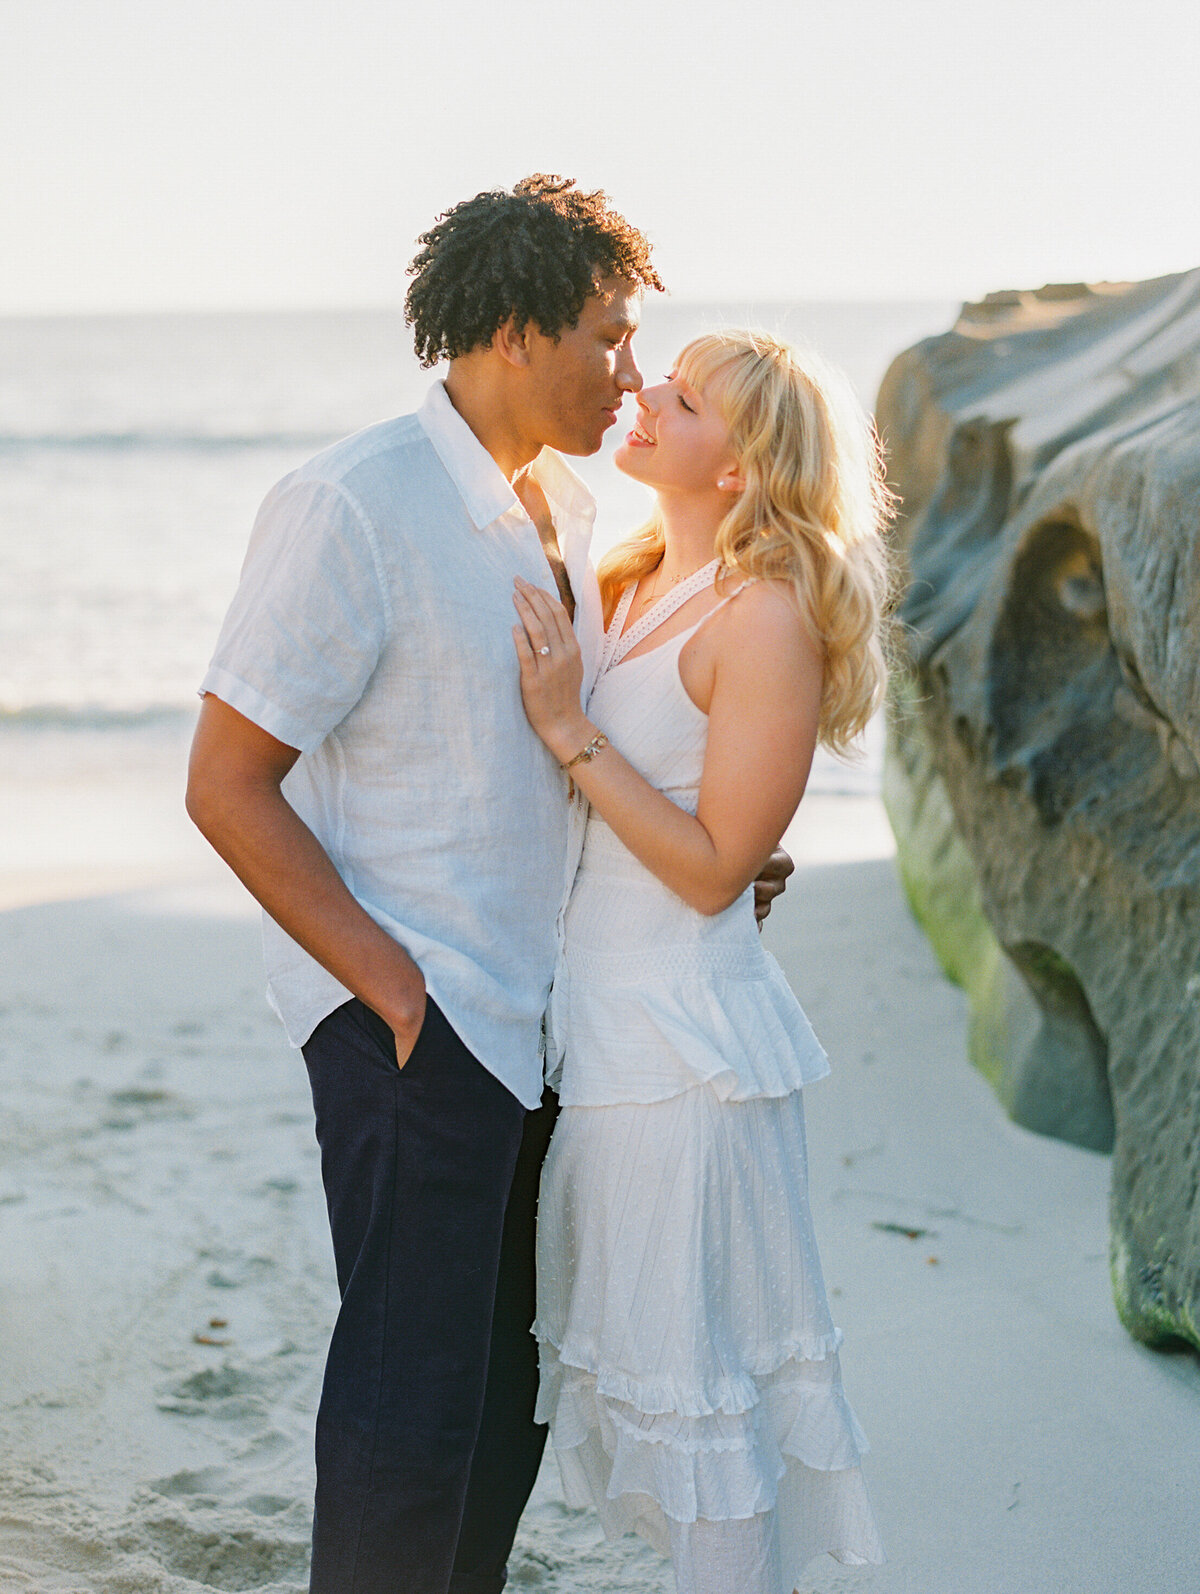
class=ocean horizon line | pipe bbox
[0,702,197,735]
[0,295,962,326]
[0,430,342,453]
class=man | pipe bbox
[187,175,790,1594]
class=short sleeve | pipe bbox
[201,475,391,753]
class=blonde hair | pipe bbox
[596,330,894,757]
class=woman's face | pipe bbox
[613,364,737,494]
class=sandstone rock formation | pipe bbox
[877,269,1200,1352]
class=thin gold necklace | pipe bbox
[638,556,713,614]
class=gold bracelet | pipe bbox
[562,731,609,770]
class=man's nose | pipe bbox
[616,345,642,393]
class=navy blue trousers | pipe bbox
[302,996,558,1594]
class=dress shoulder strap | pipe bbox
[602,559,723,673]
[708,577,756,613]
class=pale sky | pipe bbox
[3,0,1198,313]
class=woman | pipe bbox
[511,330,888,1593]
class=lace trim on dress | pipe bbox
[600,559,723,675]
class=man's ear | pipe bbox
[493,316,533,370]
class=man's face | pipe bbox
[521,276,643,456]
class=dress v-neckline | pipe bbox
[601,559,722,676]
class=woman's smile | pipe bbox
[614,369,735,491]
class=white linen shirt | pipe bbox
[201,382,604,1108]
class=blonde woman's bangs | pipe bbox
[673,334,739,395]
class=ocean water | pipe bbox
[0,299,954,812]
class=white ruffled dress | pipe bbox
[535,569,883,1584]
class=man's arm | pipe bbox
[186,694,426,1065]
[754,845,794,926]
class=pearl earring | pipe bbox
[717,477,729,490]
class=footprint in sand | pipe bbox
[138,1503,311,1588]
[102,1086,197,1131]
[141,1468,310,1588]
[156,1361,268,1422]
[148,1465,229,1500]
[202,1247,276,1290]
[242,1493,294,1516]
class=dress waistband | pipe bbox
[578,813,699,876]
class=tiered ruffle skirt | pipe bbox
[534,1085,884,1582]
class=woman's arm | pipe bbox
[513,578,821,915]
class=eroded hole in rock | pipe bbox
[1005,940,1113,1152]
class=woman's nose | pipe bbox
[637,382,665,413]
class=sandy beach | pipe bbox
[2,777,1197,1594]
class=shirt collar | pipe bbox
[531,442,597,537]
[417,381,596,538]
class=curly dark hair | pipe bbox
[404,174,664,367]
